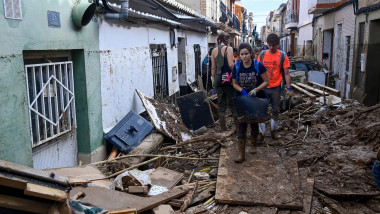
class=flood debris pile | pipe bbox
[0,87,379,214]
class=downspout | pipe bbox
[105,0,129,21]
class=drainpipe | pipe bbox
[105,0,129,21]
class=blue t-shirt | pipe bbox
[232,60,267,95]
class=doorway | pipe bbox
[364,19,380,106]
[177,37,188,95]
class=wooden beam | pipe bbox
[296,83,329,96]
[291,84,316,98]
[0,160,69,186]
[0,194,51,214]
[24,183,68,202]
[108,209,137,214]
[307,81,340,96]
[0,174,26,190]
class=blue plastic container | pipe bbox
[233,96,269,123]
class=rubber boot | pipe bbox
[271,130,279,140]
[233,118,239,131]
[219,117,227,131]
[235,139,246,163]
[257,133,264,141]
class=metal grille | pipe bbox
[25,62,76,147]
[151,45,169,100]
[4,0,22,20]
[194,44,201,78]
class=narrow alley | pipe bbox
[0,0,379,213]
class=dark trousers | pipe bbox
[265,85,281,120]
[238,122,258,139]
[215,85,237,119]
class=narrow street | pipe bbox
[0,0,379,213]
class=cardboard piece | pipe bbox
[151,167,184,189]
[215,147,303,210]
[48,165,112,188]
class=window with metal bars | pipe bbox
[150,44,169,100]
[24,61,76,147]
[194,44,201,79]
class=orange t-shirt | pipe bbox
[257,50,290,88]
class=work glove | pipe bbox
[249,88,258,97]
[241,89,248,96]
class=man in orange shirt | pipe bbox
[257,33,292,139]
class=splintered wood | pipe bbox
[215,146,303,210]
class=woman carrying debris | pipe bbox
[232,43,270,163]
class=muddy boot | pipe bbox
[233,118,239,131]
[235,139,246,163]
[249,136,258,154]
[271,130,279,140]
[257,133,264,141]
[219,117,227,131]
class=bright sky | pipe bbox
[237,0,287,32]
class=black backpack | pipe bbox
[215,47,232,87]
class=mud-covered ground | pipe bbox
[100,97,380,213]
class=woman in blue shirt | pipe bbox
[232,43,270,163]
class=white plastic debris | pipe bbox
[194,172,210,180]
[148,185,168,196]
[110,169,155,190]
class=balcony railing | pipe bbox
[286,10,298,24]
[233,14,241,31]
[308,0,348,14]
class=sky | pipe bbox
[237,0,287,32]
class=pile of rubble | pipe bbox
[1,85,379,214]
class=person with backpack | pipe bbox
[257,33,293,140]
[232,43,270,163]
[211,32,238,131]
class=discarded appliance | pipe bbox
[176,91,214,130]
[233,96,269,122]
[105,110,153,154]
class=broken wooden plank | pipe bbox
[308,81,340,96]
[127,133,165,166]
[151,167,184,189]
[225,206,277,214]
[24,183,67,202]
[153,204,175,214]
[316,191,349,214]
[296,83,329,96]
[47,165,112,188]
[108,209,137,214]
[215,147,303,210]
[0,194,52,213]
[136,90,193,142]
[0,160,69,185]
[299,169,315,214]
[160,127,236,151]
[70,186,188,212]
[177,91,215,130]
[291,84,316,98]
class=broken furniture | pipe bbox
[104,110,154,154]
[0,160,71,213]
[136,90,193,142]
[176,91,214,130]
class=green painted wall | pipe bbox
[0,0,103,166]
